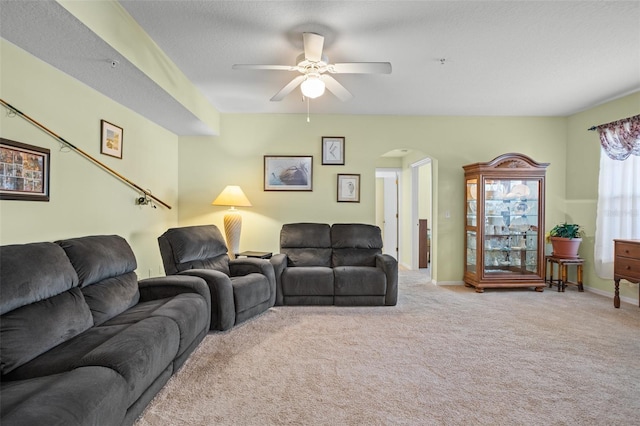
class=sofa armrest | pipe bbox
[269,254,287,306]
[175,269,235,331]
[376,254,398,306]
[138,275,210,307]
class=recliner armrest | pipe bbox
[376,254,398,306]
[269,254,287,306]
[230,258,277,308]
[175,269,235,331]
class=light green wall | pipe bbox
[0,39,179,278]
[178,114,567,282]
[4,37,635,297]
[566,92,640,303]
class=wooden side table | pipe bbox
[545,255,584,292]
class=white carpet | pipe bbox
[136,271,640,425]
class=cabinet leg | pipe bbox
[614,279,620,308]
[535,286,544,292]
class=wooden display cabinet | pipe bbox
[463,153,549,292]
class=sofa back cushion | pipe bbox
[57,235,140,326]
[280,223,332,267]
[331,223,383,267]
[158,225,230,276]
[0,242,92,375]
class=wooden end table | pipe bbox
[545,255,584,292]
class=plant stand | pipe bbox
[545,255,584,292]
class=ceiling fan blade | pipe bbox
[303,32,324,62]
[320,75,353,102]
[233,64,298,71]
[271,75,306,101]
[330,62,392,74]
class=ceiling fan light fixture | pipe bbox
[300,74,325,99]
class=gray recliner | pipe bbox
[158,225,276,331]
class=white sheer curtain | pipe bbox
[594,115,640,279]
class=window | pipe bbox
[593,115,640,279]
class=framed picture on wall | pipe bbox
[322,136,345,165]
[337,173,360,202]
[264,155,313,191]
[100,120,123,159]
[0,138,50,201]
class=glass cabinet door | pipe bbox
[483,179,540,277]
[465,179,478,274]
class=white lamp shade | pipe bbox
[301,75,325,99]
[212,185,252,207]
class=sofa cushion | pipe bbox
[331,223,383,267]
[0,242,79,316]
[56,235,137,287]
[280,223,332,267]
[0,366,128,426]
[76,316,180,405]
[283,248,333,267]
[158,225,230,275]
[0,288,93,376]
[333,266,387,296]
[57,236,140,325]
[281,267,334,296]
[2,324,127,381]
[102,294,209,357]
[80,271,139,326]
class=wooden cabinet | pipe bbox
[463,153,549,292]
[613,239,640,308]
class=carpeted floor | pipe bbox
[135,271,640,425]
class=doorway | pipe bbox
[375,169,400,259]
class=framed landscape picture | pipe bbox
[0,138,50,201]
[337,173,360,202]
[100,120,123,159]
[322,136,345,165]
[264,155,313,191]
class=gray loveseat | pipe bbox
[158,225,276,331]
[0,235,211,426]
[272,223,398,306]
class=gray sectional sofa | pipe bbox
[273,223,398,306]
[0,235,211,426]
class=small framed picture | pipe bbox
[100,120,123,159]
[337,173,360,203]
[0,138,50,201]
[264,155,313,191]
[322,136,345,165]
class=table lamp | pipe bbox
[212,185,252,258]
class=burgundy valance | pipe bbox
[594,114,640,161]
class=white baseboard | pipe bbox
[584,285,638,307]
[433,280,465,286]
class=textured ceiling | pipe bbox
[1,0,639,136]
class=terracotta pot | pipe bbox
[550,237,582,258]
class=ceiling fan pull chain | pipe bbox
[307,97,310,123]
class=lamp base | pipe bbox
[223,209,242,259]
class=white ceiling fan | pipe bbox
[232,32,392,102]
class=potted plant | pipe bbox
[546,222,584,258]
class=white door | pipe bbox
[376,169,400,258]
